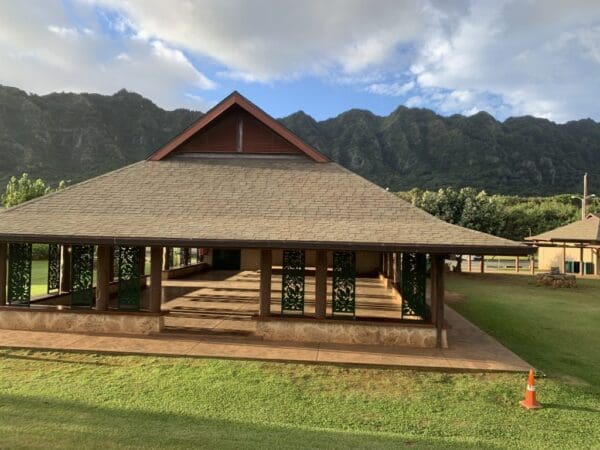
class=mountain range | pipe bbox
[1,84,599,195]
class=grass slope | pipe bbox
[446,273,600,387]
[0,273,599,448]
[0,351,599,449]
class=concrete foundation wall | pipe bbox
[255,318,447,348]
[0,308,164,335]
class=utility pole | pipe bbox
[572,173,596,220]
[583,173,588,220]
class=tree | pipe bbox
[1,173,66,208]
[402,187,504,271]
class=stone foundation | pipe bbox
[536,273,577,288]
[0,307,164,335]
[255,317,447,348]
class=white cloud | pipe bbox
[410,0,600,121]
[1,1,600,120]
[0,1,216,110]
[365,81,415,96]
[90,0,427,81]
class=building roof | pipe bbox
[526,213,600,244]
[0,155,529,254]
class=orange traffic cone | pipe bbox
[520,369,542,410]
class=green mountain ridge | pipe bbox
[1,84,599,195]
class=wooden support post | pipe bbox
[315,250,327,319]
[60,245,71,293]
[579,246,585,276]
[162,247,170,271]
[431,255,445,348]
[516,256,520,273]
[259,249,272,317]
[562,243,567,273]
[149,246,163,313]
[468,255,472,272]
[530,255,535,275]
[394,252,402,288]
[96,245,111,311]
[480,255,485,274]
[0,242,6,306]
[430,255,438,325]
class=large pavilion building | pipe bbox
[0,92,530,348]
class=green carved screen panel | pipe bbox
[400,253,428,320]
[281,250,305,315]
[47,244,60,294]
[117,246,141,311]
[71,245,95,308]
[7,243,32,306]
[332,251,356,318]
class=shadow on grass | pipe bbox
[543,403,600,413]
[0,352,116,366]
[0,393,495,450]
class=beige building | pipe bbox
[526,213,600,275]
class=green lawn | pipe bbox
[31,260,49,297]
[1,273,599,448]
[446,273,600,387]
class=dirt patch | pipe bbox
[444,290,465,304]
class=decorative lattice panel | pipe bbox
[117,246,141,311]
[332,251,356,317]
[281,250,305,315]
[47,244,60,294]
[400,253,428,319]
[7,243,32,306]
[71,245,95,308]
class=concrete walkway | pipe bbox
[0,303,529,372]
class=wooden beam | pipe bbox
[480,255,485,274]
[149,246,163,313]
[468,255,472,272]
[0,242,6,306]
[315,250,327,319]
[433,255,445,348]
[516,256,520,273]
[60,245,71,293]
[96,245,111,311]
[259,249,272,317]
[430,255,438,325]
[580,246,584,276]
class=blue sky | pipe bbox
[1,1,600,122]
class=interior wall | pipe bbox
[239,249,379,275]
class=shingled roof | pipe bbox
[0,155,529,254]
[526,213,600,244]
[0,91,529,254]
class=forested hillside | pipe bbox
[1,84,599,195]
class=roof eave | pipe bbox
[0,233,534,255]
